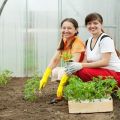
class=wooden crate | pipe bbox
[68,98,113,113]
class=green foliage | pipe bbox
[0,70,12,86]
[23,73,40,102]
[64,75,119,101]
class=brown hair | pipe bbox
[57,18,79,51]
[85,12,103,25]
[85,12,104,32]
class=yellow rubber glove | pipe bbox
[57,74,69,98]
[39,67,52,90]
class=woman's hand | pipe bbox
[65,62,83,75]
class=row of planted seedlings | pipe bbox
[23,74,120,102]
[1,68,120,112]
[0,70,39,102]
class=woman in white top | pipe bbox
[65,12,120,86]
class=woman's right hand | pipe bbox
[39,67,52,90]
[39,78,47,90]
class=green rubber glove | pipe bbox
[57,74,69,98]
[39,67,52,90]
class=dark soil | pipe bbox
[0,78,120,120]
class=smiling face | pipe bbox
[61,21,78,40]
[85,13,103,36]
[86,19,103,36]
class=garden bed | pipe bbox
[0,78,120,120]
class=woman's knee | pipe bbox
[77,68,91,75]
[76,68,93,82]
[52,67,65,80]
[58,68,65,80]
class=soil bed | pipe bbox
[0,78,120,120]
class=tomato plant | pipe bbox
[64,75,120,101]
[0,70,12,86]
[23,73,40,102]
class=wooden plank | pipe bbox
[68,98,113,113]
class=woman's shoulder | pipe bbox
[100,33,112,40]
[74,36,84,43]
[100,33,113,43]
[74,36,85,46]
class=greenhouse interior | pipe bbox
[0,0,120,77]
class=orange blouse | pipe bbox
[63,36,85,54]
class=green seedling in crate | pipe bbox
[64,75,120,101]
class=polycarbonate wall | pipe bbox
[0,0,59,77]
[25,0,59,76]
[0,0,120,77]
[0,0,26,77]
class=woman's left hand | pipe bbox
[65,62,83,75]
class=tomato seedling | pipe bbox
[0,70,12,86]
[64,75,120,101]
[23,73,40,102]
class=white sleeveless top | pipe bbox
[86,33,120,72]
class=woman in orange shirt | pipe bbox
[39,18,85,91]
[52,29,85,82]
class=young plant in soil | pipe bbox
[64,75,120,102]
[0,70,12,86]
[23,73,40,102]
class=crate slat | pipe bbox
[68,98,113,113]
